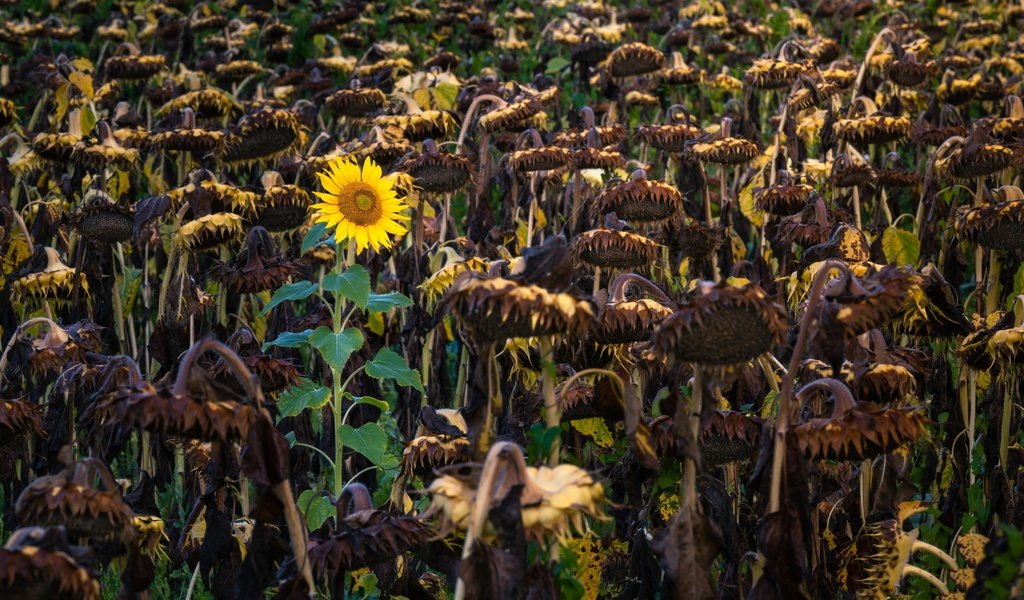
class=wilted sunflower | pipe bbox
[651,281,788,368]
[0,527,100,599]
[571,228,660,271]
[954,193,1024,252]
[11,247,88,303]
[313,156,409,253]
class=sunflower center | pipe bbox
[337,183,383,225]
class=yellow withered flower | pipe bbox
[312,156,410,253]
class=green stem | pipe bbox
[332,248,347,498]
[539,338,560,466]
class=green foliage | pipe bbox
[882,225,921,267]
[365,347,424,393]
[297,489,335,531]
[277,379,331,420]
[323,264,371,310]
[309,326,365,372]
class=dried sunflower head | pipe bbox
[0,527,100,599]
[955,189,1024,252]
[651,281,788,367]
[833,98,910,145]
[593,273,674,344]
[174,212,246,252]
[11,247,88,304]
[744,56,805,90]
[441,273,594,343]
[15,459,134,541]
[0,397,43,446]
[310,484,430,577]
[688,118,760,165]
[211,226,301,294]
[401,407,472,479]
[571,228,660,271]
[636,122,704,153]
[792,378,928,460]
[402,138,472,193]
[700,410,764,466]
[257,177,312,232]
[105,44,166,79]
[606,42,665,77]
[69,189,133,244]
[426,442,604,542]
[754,170,815,216]
[593,170,683,223]
[326,86,387,118]
[220,108,304,165]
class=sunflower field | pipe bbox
[1,0,1024,598]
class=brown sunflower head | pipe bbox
[146,108,225,154]
[636,108,704,153]
[754,170,815,216]
[832,97,910,145]
[818,263,915,339]
[15,458,134,541]
[570,33,614,67]
[506,130,571,173]
[0,527,100,600]
[877,152,922,189]
[700,410,764,466]
[688,117,760,165]
[659,52,703,85]
[326,85,387,118]
[594,169,683,223]
[786,75,841,112]
[401,406,472,479]
[257,172,312,232]
[886,50,938,87]
[593,273,674,344]
[157,88,241,119]
[651,281,788,367]
[607,42,665,77]
[478,97,543,133]
[0,397,43,447]
[70,189,134,244]
[941,129,1017,179]
[309,483,431,576]
[792,378,928,460]
[209,326,302,394]
[830,151,877,188]
[744,56,805,90]
[570,228,660,271]
[954,190,1024,252]
[220,107,304,165]
[374,110,457,141]
[211,225,302,294]
[104,44,166,79]
[402,138,473,193]
[440,272,594,343]
[86,341,259,443]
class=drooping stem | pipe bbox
[768,259,851,513]
[454,441,526,600]
[900,565,949,596]
[0,317,61,383]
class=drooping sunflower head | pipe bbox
[312,156,410,253]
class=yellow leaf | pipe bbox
[571,417,614,448]
[739,170,766,227]
[55,83,70,123]
[68,71,94,100]
[566,532,602,600]
[71,57,93,72]
[367,311,385,336]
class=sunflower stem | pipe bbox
[332,245,348,498]
[539,337,560,466]
[985,249,1001,315]
[681,366,703,510]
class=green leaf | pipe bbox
[262,329,313,351]
[297,489,334,531]
[322,264,370,310]
[340,422,390,467]
[346,394,389,412]
[79,105,97,136]
[545,57,570,75]
[882,226,920,267]
[277,379,331,419]
[1009,263,1024,308]
[301,222,329,255]
[309,327,364,371]
[365,347,424,393]
[366,292,413,312]
[261,281,318,315]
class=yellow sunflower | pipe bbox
[313,156,410,252]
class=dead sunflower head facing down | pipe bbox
[313,156,410,253]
